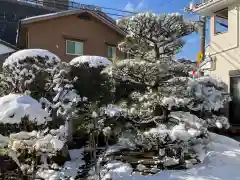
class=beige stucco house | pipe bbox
[192,0,240,124]
[193,0,240,88]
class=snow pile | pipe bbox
[97,133,240,180]
[36,149,85,180]
[0,94,51,125]
[9,125,66,153]
[70,56,112,68]
[89,161,133,180]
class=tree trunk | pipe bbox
[153,105,169,123]
[154,44,160,60]
[162,107,170,123]
[66,117,73,143]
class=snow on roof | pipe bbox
[0,39,17,50]
[70,56,112,68]
[3,49,60,68]
[0,94,51,125]
[22,12,60,22]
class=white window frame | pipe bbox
[214,8,228,35]
[107,45,116,59]
[66,40,84,56]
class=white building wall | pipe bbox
[206,4,240,91]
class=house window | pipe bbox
[107,46,116,59]
[214,8,228,35]
[66,40,83,55]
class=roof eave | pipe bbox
[21,9,127,37]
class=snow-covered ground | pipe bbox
[37,149,85,180]
[36,133,240,180]
[97,133,240,180]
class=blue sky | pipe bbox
[76,0,210,61]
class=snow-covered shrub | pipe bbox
[0,94,70,179]
[4,125,69,179]
[0,94,51,135]
[0,49,61,100]
[39,61,88,143]
[8,125,68,165]
[69,56,115,106]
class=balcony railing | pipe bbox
[195,0,214,8]
[17,0,102,11]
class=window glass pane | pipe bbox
[75,42,83,55]
[108,46,116,58]
[108,46,113,58]
[112,47,116,58]
[66,41,75,54]
[215,8,228,34]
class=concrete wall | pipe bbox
[0,0,54,45]
[206,4,240,91]
[42,0,69,10]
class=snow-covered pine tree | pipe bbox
[117,12,196,61]
[98,12,231,173]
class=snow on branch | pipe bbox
[0,49,61,97]
[3,49,60,68]
[117,12,197,60]
[70,56,112,68]
[9,125,66,153]
[188,76,231,112]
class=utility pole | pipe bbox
[184,2,207,77]
[200,16,207,61]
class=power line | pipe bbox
[21,0,139,15]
